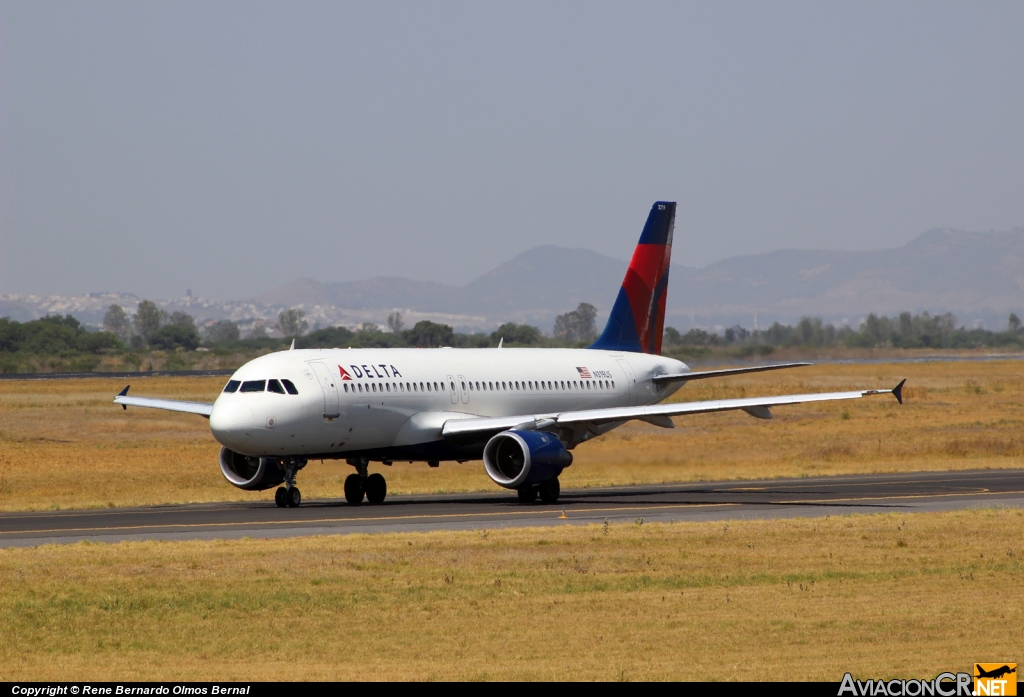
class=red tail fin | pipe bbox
[590,202,675,354]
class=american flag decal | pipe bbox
[576,366,592,379]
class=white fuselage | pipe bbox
[209,348,687,460]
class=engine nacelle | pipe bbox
[218,447,286,491]
[483,430,573,489]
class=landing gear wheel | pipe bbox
[539,477,560,503]
[517,487,538,504]
[274,487,287,508]
[344,473,365,505]
[287,487,301,508]
[365,473,387,504]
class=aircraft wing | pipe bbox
[651,362,811,384]
[442,380,905,438]
[113,386,214,417]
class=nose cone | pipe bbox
[210,401,254,447]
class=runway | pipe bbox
[2,468,1022,548]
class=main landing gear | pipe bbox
[274,459,304,508]
[344,457,387,505]
[517,477,560,504]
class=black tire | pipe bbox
[344,473,365,505]
[539,477,560,503]
[274,487,287,508]
[365,473,387,504]
[287,487,302,507]
[517,487,538,503]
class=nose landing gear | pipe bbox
[274,458,305,508]
[344,457,388,505]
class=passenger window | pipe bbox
[223,380,240,393]
[461,381,466,391]
[612,381,615,389]
[343,384,349,393]
[282,379,298,395]
[386,383,391,392]
[267,379,286,394]
[240,380,266,393]
[372,384,377,392]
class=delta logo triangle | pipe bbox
[338,366,353,381]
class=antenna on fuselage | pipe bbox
[289,338,295,350]
[498,337,503,348]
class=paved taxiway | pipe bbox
[2,469,1022,547]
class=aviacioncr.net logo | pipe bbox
[839,672,973,696]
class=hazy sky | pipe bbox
[2,1,1022,299]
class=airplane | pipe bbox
[115,201,905,508]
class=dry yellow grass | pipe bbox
[1,509,1021,680]
[0,360,1022,511]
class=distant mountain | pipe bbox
[667,227,1024,330]
[256,228,1024,332]
[256,246,628,329]
[4,227,1024,334]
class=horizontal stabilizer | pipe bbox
[652,363,811,384]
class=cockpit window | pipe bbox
[281,379,298,395]
[223,380,240,393]
[267,379,285,394]
[240,380,266,393]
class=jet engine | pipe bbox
[218,447,286,491]
[482,430,573,489]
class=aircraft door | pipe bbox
[616,359,638,406]
[458,375,470,404]
[446,375,459,404]
[309,361,341,418]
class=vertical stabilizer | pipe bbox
[590,201,675,354]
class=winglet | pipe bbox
[117,385,130,410]
[892,379,906,405]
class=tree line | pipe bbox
[664,312,1024,352]
[0,301,602,372]
[5,302,1022,374]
